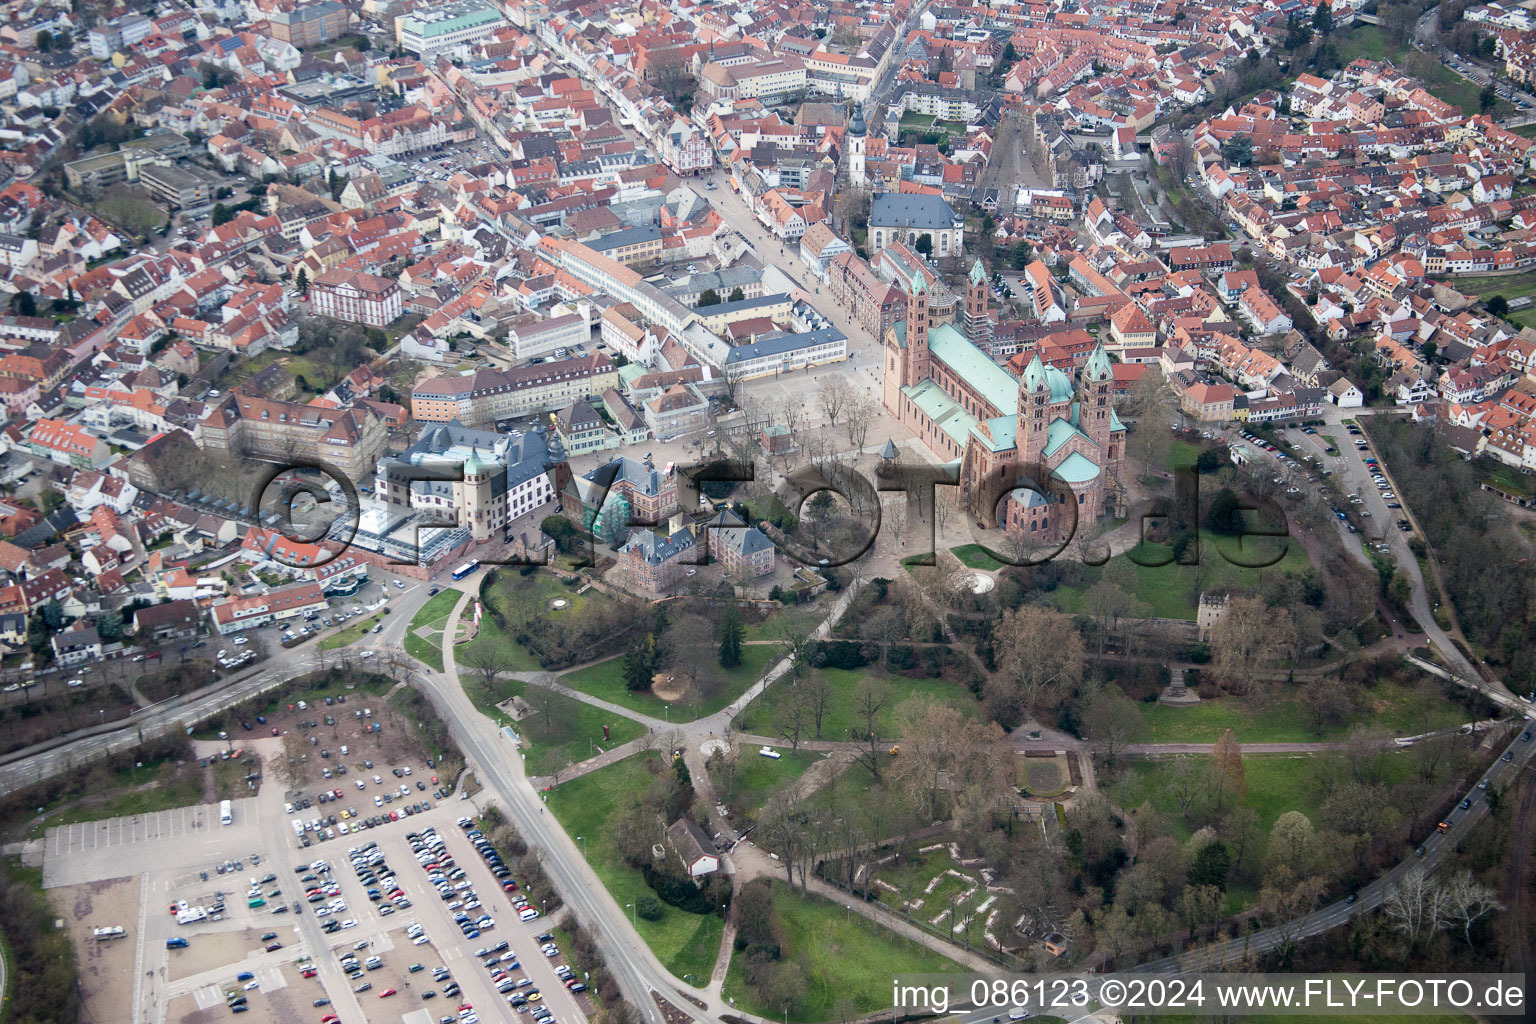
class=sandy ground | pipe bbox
[57,877,141,1024]
[167,927,271,983]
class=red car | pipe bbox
[302,969,317,979]
[458,1004,473,1013]
[271,728,279,736]
[379,988,397,998]
[321,1015,339,1024]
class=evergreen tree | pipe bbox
[296,268,309,297]
[717,600,744,668]
[623,635,655,691]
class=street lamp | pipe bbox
[625,902,637,929]
[665,705,670,723]
[576,835,587,861]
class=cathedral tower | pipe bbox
[1084,341,1113,453]
[963,258,992,352]
[1019,353,1051,465]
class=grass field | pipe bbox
[1133,678,1476,743]
[95,186,164,238]
[456,571,619,674]
[950,544,1005,571]
[1112,752,1414,841]
[1050,527,1311,620]
[546,754,722,982]
[319,614,383,650]
[404,589,461,672]
[721,749,822,814]
[561,642,779,722]
[734,667,980,741]
[723,880,965,1021]
[465,674,645,776]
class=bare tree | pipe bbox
[987,606,1085,726]
[773,683,814,753]
[850,676,891,779]
[1381,868,1451,954]
[1441,870,1503,947]
[844,393,875,450]
[1209,595,1295,692]
[461,643,502,705]
[816,376,855,428]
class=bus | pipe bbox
[451,560,480,581]
[220,800,232,826]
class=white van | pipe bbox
[518,908,540,922]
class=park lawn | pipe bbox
[403,588,461,672]
[546,754,723,983]
[319,614,383,650]
[1169,439,1200,468]
[950,544,1004,571]
[723,880,966,1022]
[1517,124,1536,139]
[458,570,617,674]
[743,604,822,643]
[1050,527,1312,620]
[462,673,645,776]
[899,111,937,128]
[1131,678,1476,744]
[560,642,780,722]
[1112,753,1416,841]
[723,749,822,814]
[734,668,980,743]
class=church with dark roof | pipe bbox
[882,259,1125,541]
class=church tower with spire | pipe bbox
[1084,341,1114,454]
[963,258,992,352]
[847,101,867,187]
[1018,353,1051,466]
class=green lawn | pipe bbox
[721,749,821,815]
[546,754,723,982]
[734,668,980,742]
[723,880,966,1022]
[742,605,822,643]
[1516,124,1536,139]
[457,571,617,674]
[950,544,1004,571]
[899,112,937,128]
[560,642,780,722]
[463,674,646,776]
[1050,527,1312,620]
[1112,753,1414,841]
[404,588,461,672]
[319,614,383,650]
[1133,678,1477,744]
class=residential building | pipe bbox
[310,268,403,328]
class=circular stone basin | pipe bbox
[949,570,995,595]
[550,599,569,610]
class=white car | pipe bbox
[340,919,358,929]
[67,679,84,688]
[232,637,248,646]
[412,934,430,945]
[356,780,366,790]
